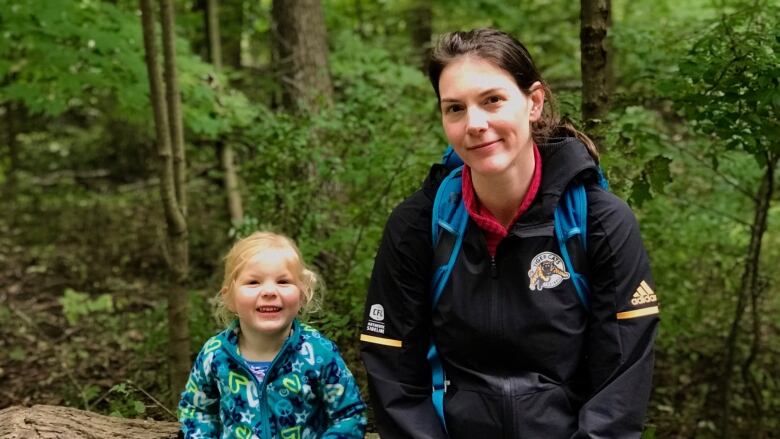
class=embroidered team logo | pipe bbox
[528,251,570,291]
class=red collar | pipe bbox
[461,144,542,257]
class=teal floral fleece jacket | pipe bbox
[179,319,367,439]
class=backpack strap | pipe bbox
[429,164,467,431]
[553,169,609,311]
[554,183,592,311]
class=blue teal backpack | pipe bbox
[428,146,608,431]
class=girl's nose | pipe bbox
[466,108,488,135]
[259,284,278,296]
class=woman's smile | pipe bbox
[468,139,502,150]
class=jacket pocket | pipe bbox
[444,386,504,439]
[512,383,578,438]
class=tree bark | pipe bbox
[206,0,244,225]
[139,0,190,402]
[718,154,777,439]
[580,0,611,151]
[271,0,333,111]
[0,405,179,438]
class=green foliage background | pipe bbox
[1,0,778,436]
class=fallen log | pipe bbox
[0,405,179,439]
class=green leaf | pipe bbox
[9,346,25,361]
[645,155,672,195]
[630,175,652,207]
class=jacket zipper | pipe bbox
[493,244,511,439]
[490,256,498,278]
[224,322,298,439]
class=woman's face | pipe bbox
[438,56,544,177]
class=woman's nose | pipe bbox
[466,108,488,135]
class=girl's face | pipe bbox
[438,56,544,178]
[226,248,303,340]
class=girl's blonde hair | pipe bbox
[215,231,320,327]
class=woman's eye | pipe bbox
[445,104,463,114]
[485,95,502,105]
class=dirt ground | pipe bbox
[0,243,175,421]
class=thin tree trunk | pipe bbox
[580,0,611,151]
[161,0,187,217]
[271,0,333,111]
[718,154,776,438]
[207,0,244,225]
[354,0,366,39]
[408,0,432,71]
[221,0,243,69]
[4,103,18,192]
[206,0,222,71]
[220,144,243,224]
[139,0,190,402]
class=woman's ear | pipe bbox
[528,81,545,122]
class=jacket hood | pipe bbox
[537,136,599,197]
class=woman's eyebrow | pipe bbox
[441,88,506,102]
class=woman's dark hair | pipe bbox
[428,28,599,161]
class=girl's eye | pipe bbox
[485,95,502,105]
[278,279,291,285]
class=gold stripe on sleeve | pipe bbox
[360,334,403,348]
[616,306,660,320]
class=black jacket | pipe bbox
[360,138,659,439]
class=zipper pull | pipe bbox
[490,256,498,278]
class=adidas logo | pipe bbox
[631,280,657,306]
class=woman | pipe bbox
[360,28,659,438]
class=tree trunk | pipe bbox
[161,0,187,217]
[206,0,222,71]
[408,0,432,71]
[206,0,244,225]
[580,0,611,151]
[220,143,244,224]
[0,405,179,438]
[271,0,333,111]
[139,0,190,403]
[220,0,243,69]
[718,154,776,439]
[4,103,18,192]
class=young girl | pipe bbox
[180,231,366,439]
